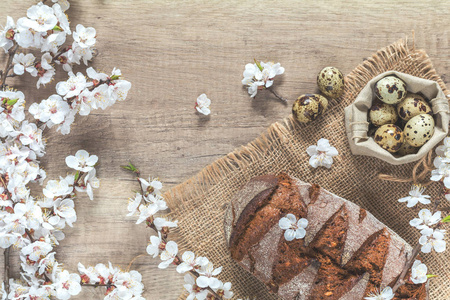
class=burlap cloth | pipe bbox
[165,38,450,300]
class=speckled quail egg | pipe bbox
[374,124,404,153]
[317,67,345,98]
[369,102,398,126]
[404,114,435,147]
[397,142,419,156]
[397,93,432,121]
[292,94,328,123]
[374,76,407,105]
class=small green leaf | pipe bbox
[121,161,139,173]
[74,171,80,182]
[53,25,62,31]
[427,274,438,279]
[110,75,120,81]
[254,58,263,71]
[6,98,18,106]
[442,215,450,223]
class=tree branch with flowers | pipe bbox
[123,163,235,300]
[0,1,144,299]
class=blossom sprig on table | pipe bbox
[123,163,235,300]
[0,1,135,299]
[366,137,450,298]
[78,262,144,299]
[241,59,287,101]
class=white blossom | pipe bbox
[278,213,308,241]
[127,193,142,217]
[364,286,394,300]
[146,232,163,258]
[12,53,37,76]
[76,168,99,200]
[35,53,56,88]
[419,228,446,253]
[52,0,70,12]
[56,72,88,99]
[138,177,162,196]
[306,138,338,169]
[158,240,178,269]
[153,217,178,231]
[410,260,428,284]
[43,178,73,199]
[430,156,450,188]
[242,61,284,97]
[40,31,66,54]
[53,270,81,300]
[135,203,159,224]
[195,94,211,115]
[52,3,71,34]
[21,241,52,262]
[214,281,234,299]
[0,16,15,53]
[398,185,431,207]
[65,149,98,172]
[196,261,222,289]
[29,94,70,124]
[19,3,58,33]
[176,251,208,274]
[184,274,208,300]
[410,209,441,230]
[73,24,96,49]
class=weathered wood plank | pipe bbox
[0,0,449,299]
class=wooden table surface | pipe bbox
[1,0,450,299]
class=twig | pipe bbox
[0,43,19,89]
[268,87,288,102]
[4,248,10,294]
[391,243,421,293]
[25,229,36,243]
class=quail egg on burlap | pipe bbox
[404,114,435,147]
[317,67,345,98]
[397,93,432,121]
[369,102,398,126]
[397,142,419,156]
[374,76,407,105]
[374,124,404,153]
[292,94,328,123]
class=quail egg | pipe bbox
[374,124,404,153]
[397,142,419,156]
[292,94,328,123]
[374,76,407,105]
[369,102,398,126]
[317,67,345,98]
[404,114,435,147]
[397,93,432,121]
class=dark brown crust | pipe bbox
[228,184,277,253]
[225,174,278,248]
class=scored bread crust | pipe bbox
[224,173,427,300]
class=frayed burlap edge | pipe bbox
[165,37,450,300]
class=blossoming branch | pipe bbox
[123,163,235,300]
[0,1,140,299]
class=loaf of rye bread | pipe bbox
[224,173,427,300]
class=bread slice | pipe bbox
[224,173,427,300]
